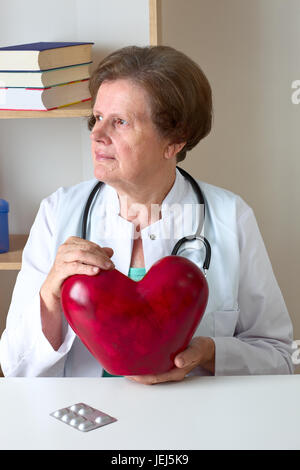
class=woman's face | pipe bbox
[90,79,173,188]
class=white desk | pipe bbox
[0,375,299,450]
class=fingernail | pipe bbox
[92,267,99,273]
[105,261,114,269]
[176,357,185,368]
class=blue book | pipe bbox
[0,41,94,72]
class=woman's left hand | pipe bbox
[125,336,215,385]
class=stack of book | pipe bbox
[0,41,94,111]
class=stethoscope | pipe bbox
[81,166,211,275]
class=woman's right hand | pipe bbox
[40,236,115,307]
[39,236,115,350]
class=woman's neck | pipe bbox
[117,167,176,230]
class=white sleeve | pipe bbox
[214,201,294,375]
[0,191,76,377]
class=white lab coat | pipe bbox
[0,168,294,376]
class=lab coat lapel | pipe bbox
[89,183,134,276]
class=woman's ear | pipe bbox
[164,142,186,160]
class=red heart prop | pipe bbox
[61,255,208,375]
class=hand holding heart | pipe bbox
[39,236,115,351]
[126,336,215,384]
[39,236,211,380]
[61,255,209,378]
[40,236,115,308]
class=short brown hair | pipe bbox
[88,45,213,163]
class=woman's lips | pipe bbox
[95,153,115,161]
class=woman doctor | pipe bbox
[0,45,294,380]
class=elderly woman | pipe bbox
[0,45,294,380]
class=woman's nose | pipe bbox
[90,120,111,145]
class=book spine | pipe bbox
[0,62,92,73]
[24,78,89,90]
[52,97,91,110]
[0,97,91,111]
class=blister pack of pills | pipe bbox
[50,402,117,432]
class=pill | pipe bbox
[78,407,92,416]
[78,421,95,432]
[70,417,85,427]
[70,404,80,412]
[62,412,76,423]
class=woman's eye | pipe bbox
[115,118,128,126]
[93,115,127,126]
